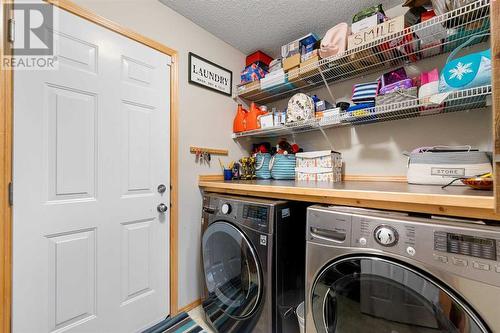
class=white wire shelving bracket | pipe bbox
[235,0,491,104]
[231,85,492,139]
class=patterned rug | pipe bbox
[142,312,207,333]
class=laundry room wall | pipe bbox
[70,0,246,309]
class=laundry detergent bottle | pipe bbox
[245,102,266,131]
[233,104,247,133]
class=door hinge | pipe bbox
[8,182,13,206]
[8,19,15,43]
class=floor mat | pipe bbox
[142,312,207,333]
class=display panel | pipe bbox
[446,233,497,261]
[242,205,268,222]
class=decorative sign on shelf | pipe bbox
[348,15,405,50]
[188,52,233,96]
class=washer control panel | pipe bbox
[207,196,273,234]
[434,231,497,261]
[317,207,500,287]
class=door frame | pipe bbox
[0,0,180,331]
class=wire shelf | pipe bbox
[236,0,491,103]
[232,85,492,139]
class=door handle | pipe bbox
[157,203,168,213]
[310,227,346,242]
[203,206,216,214]
[157,184,167,194]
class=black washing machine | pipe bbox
[201,194,307,333]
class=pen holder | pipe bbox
[224,169,233,181]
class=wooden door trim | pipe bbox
[492,0,500,212]
[0,2,180,332]
[1,1,13,332]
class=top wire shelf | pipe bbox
[236,0,491,103]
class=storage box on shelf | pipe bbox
[288,67,308,88]
[236,80,261,99]
[232,85,492,138]
[296,151,343,182]
[235,0,491,104]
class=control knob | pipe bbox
[374,225,398,247]
[221,203,232,215]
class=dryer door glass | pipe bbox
[311,256,488,333]
[202,221,262,319]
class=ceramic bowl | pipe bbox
[461,177,494,190]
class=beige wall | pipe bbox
[70,0,246,308]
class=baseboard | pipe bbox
[177,299,202,313]
[199,174,407,182]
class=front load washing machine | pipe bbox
[201,194,307,333]
[306,205,500,332]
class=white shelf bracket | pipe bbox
[317,123,335,152]
[318,66,336,104]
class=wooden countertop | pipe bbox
[198,176,500,221]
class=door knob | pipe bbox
[157,184,167,194]
[157,203,168,213]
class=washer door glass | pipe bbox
[202,221,262,319]
[311,256,488,333]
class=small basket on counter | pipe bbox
[295,150,342,182]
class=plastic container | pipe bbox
[246,102,267,131]
[296,302,305,333]
[233,104,247,133]
[223,169,233,181]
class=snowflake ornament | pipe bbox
[449,62,473,80]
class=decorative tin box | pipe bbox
[295,150,342,182]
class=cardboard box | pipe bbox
[283,54,301,71]
[348,15,405,50]
[287,67,307,88]
[299,56,320,79]
[258,113,274,128]
[281,33,319,58]
[261,69,286,90]
[246,51,273,67]
[301,49,318,62]
[236,81,260,99]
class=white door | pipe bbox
[12,6,171,333]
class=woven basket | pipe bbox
[270,154,296,180]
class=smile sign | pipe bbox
[188,52,233,96]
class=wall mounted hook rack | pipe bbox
[190,146,229,156]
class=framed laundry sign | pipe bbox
[188,52,233,96]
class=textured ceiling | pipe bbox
[159,0,403,57]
